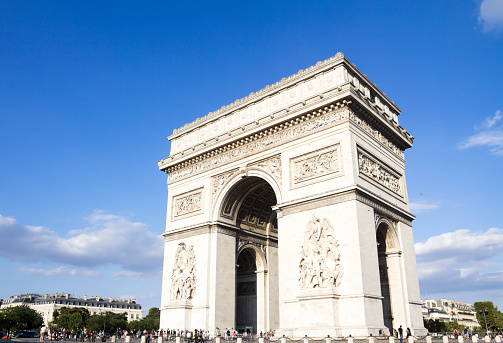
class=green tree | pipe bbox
[52,307,90,332]
[1,306,43,335]
[423,318,447,333]
[126,319,145,333]
[86,312,127,334]
[143,308,160,331]
[474,301,503,330]
[444,321,466,332]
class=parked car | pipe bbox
[13,331,40,338]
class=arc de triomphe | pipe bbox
[158,53,426,337]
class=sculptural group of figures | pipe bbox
[358,153,401,194]
[299,216,343,289]
[170,243,197,300]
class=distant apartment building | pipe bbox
[0,293,143,326]
[422,298,478,328]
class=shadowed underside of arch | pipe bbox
[220,176,278,235]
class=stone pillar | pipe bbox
[176,337,181,343]
[237,338,243,343]
[426,336,432,343]
[325,337,332,343]
[369,336,375,343]
[257,270,267,333]
[458,337,463,343]
[303,337,309,343]
[409,336,414,343]
[348,337,354,343]
[141,336,146,343]
[485,336,490,343]
[390,336,395,343]
[259,338,265,343]
[281,337,287,343]
[111,336,116,342]
[125,336,131,343]
[443,336,449,343]
[495,336,501,343]
[159,335,164,343]
[472,336,478,343]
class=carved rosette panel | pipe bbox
[290,145,341,188]
[357,149,402,195]
[211,170,236,201]
[170,242,197,300]
[251,155,282,185]
[299,216,343,290]
[172,188,203,220]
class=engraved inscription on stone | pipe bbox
[291,145,341,188]
[357,149,401,195]
[170,242,197,300]
[172,188,203,219]
[299,216,343,289]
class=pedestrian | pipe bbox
[398,326,403,343]
[406,328,411,343]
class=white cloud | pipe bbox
[409,201,440,213]
[0,211,164,276]
[479,0,503,33]
[459,110,503,155]
[415,228,503,298]
[114,270,143,280]
[18,266,101,278]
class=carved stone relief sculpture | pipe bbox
[291,145,341,188]
[357,149,401,195]
[211,170,236,201]
[172,189,203,219]
[299,216,343,290]
[253,155,282,185]
[170,242,197,300]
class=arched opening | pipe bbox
[236,248,258,334]
[376,222,396,332]
[219,176,278,335]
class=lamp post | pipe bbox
[479,308,489,332]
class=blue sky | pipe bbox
[1,0,502,314]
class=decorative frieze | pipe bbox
[299,216,343,290]
[290,144,341,188]
[357,149,402,196]
[172,188,203,220]
[170,243,197,300]
[167,105,351,182]
[349,112,404,159]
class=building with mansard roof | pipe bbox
[0,293,143,326]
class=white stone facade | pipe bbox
[0,293,143,326]
[423,298,478,329]
[158,53,426,337]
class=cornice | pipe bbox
[159,59,414,172]
[273,185,414,225]
[160,102,353,180]
[170,52,347,138]
[159,98,410,183]
[168,53,403,142]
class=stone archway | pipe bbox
[376,218,400,333]
[158,54,426,337]
[219,176,278,334]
